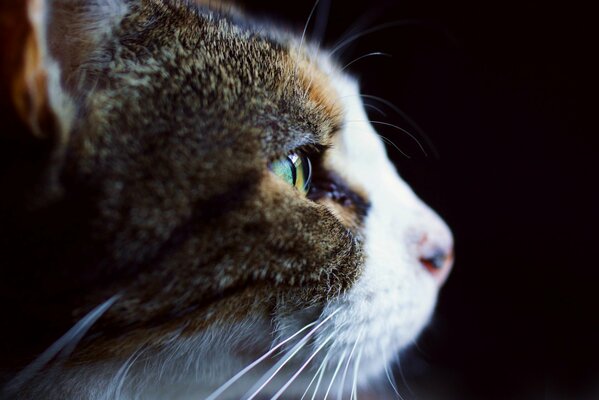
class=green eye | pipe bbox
[269,152,312,195]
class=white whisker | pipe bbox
[300,0,321,51]
[360,94,439,158]
[4,295,120,396]
[300,347,331,400]
[270,332,335,400]
[336,328,364,400]
[323,349,347,400]
[350,344,364,400]
[331,9,383,55]
[296,0,323,102]
[382,347,402,399]
[362,103,387,117]
[410,337,430,358]
[350,120,428,157]
[110,346,146,400]
[204,319,320,400]
[310,348,331,400]
[340,52,391,71]
[243,309,340,400]
[396,354,415,397]
[377,133,411,159]
[330,20,420,57]
[294,0,320,93]
[312,0,331,46]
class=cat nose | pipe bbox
[417,232,454,285]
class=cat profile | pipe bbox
[0,0,453,398]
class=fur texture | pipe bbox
[0,1,453,398]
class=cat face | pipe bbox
[0,0,453,398]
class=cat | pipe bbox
[0,0,453,398]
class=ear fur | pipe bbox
[0,0,72,138]
[47,0,129,93]
[0,0,126,208]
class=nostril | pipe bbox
[418,246,454,285]
[419,252,447,271]
[416,227,454,284]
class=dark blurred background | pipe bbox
[243,0,596,399]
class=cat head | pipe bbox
[0,0,453,398]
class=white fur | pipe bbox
[312,73,451,392]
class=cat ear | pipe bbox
[0,0,127,207]
[0,0,71,141]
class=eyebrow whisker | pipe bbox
[340,52,391,71]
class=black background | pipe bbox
[242,0,596,399]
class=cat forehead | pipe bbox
[76,0,348,152]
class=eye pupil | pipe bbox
[288,156,297,186]
[268,152,311,195]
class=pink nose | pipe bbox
[418,234,454,285]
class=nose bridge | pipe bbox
[376,171,445,234]
[416,202,453,250]
[377,173,454,285]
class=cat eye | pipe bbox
[268,153,312,195]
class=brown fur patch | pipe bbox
[1,0,367,387]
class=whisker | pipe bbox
[340,52,391,71]
[350,344,364,400]
[300,347,331,400]
[368,120,428,157]
[310,347,331,400]
[204,319,321,400]
[385,363,403,399]
[312,0,332,46]
[360,94,439,158]
[300,0,321,51]
[294,0,321,91]
[362,103,387,117]
[298,0,325,102]
[410,337,431,358]
[331,8,386,55]
[243,309,340,400]
[323,349,347,400]
[270,332,335,400]
[377,133,411,159]
[331,18,456,58]
[382,347,402,399]
[330,20,421,57]
[337,93,438,158]
[344,119,427,157]
[336,328,364,400]
[111,346,146,400]
[4,295,120,396]
[396,354,415,397]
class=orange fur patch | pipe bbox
[290,50,344,143]
[319,197,362,230]
[0,0,56,139]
